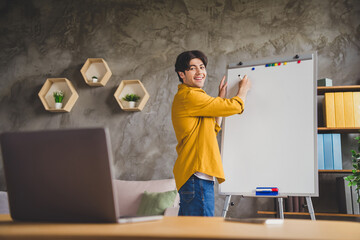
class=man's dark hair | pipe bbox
[175,50,208,83]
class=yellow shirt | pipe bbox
[171,84,245,190]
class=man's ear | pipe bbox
[178,71,185,80]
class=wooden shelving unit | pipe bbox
[38,78,79,113]
[114,80,150,112]
[257,211,360,218]
[317,85,360,95]
[80,58,112,87]
[318,127,360,133]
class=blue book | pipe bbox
[323,134,334,169]
[332,134,342,170]
[317,134,325,170]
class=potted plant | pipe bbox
[345,136,360,203]
[92,76,98,83]
[53,90,65,109]
[122,93,140,108]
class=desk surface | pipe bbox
[0,214,359,240]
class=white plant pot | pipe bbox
[92,78,98,83]
[55,102,63,109]
[128,101,136,108]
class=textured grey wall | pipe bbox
[0,0,359,218]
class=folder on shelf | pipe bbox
[343,92,355,127]
[334,92,345,128]
[353,92,360,127]
[317,78,333,87]
[351,186,360,215]
[332,134,342,170]
[336,177,353,214]
[323,134,334,170]
[324,92,336,127]
[317,134,325,170]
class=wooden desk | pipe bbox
[0,214,359,240]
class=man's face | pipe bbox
[178,58,207,88]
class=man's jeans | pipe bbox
[178,175,215,216]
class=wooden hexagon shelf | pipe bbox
[114,80,150,112]
[80,58,112,87]
[38,78,79,113]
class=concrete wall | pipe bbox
[0,0,359,218]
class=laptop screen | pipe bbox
[0,128,119,222]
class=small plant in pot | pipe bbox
[122,93,140,108]
[92,76,98,83]
[345,136,360,203]
[53,90,65,109]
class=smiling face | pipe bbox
[178,58,207,88]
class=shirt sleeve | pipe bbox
[184,88,244,117]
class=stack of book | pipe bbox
[283,197,307,213]
[324,91,360,127]
[336,177,360,214]
[317,133,342,170]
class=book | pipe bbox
[323,134,334,169]
[317,134,325,170]
[324,92,336,127]
[336,177,353,214]
[343,92,355,127]
[317,78,333,86]
[286,197,293,212]
[332,134,342,170]
[353,92,360,127]
[334,92,345,127]
[293,197,299,212]
[299,197,306,212]
[351,186,360,215]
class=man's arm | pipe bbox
[215,76,227,126]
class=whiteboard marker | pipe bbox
[256,188,278,192]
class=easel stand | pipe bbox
[221,195,316,220]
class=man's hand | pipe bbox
[237,75,251,103]
[218,76,228,98]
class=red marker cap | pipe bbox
[297,60,301,64]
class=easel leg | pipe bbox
[277,198,284,219]
[222,195,232,218]
[306,196,316,220]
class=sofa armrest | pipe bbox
[164,207,179,216]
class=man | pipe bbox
[171,50,251,216]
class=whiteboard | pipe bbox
[219,53,318,197]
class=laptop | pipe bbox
[0,128,163,223]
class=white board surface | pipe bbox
[220,53,318,197]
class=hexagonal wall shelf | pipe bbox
[80,58,112,87]
[38,78,79,113]
[114,80,150,112]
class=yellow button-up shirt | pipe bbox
[171,84,245,190]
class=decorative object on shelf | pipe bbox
[114,80,150,112]
[38,78,79,113]
[53,90,64,109]
[317,78,333,87]
[122,93,140,108]
[345,136,360,203]
[92,76,98,83]
[80,58,112,87]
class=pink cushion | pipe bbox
[114,179,179,217]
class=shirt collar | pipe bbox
[178,83,206,93]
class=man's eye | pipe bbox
[200,66,205,69]
[189,67,195,70]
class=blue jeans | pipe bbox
[178,175,215,216]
